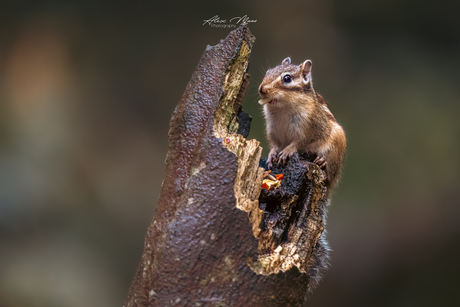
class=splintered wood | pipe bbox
[213,40,265,238]
[211,34,329,279]
[249,154,329,278]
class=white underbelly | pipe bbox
[268,111,303,148]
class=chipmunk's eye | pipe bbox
[282,74,292,83]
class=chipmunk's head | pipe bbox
[258,57,315,108]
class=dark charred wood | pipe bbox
[254,153,330,291]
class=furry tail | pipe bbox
[306,198,331,292]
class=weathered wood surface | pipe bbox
[125,24,329,307]
[254,153,330,288]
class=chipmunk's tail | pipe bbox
[306,198,331,294]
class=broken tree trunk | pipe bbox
[125,24,330,307]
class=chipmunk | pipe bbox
[259,57,346,190]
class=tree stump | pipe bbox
[125,23,330,307]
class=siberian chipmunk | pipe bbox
[259,57,346,190]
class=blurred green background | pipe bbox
[1,1,459,306]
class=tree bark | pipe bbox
[125,24,329,307]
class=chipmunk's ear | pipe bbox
[300,60,312,85]
[281,57,291,65]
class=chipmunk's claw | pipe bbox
[267,153,277,169]
[267,147,281,169]
[313,155,327,169]
[278,150,294,165]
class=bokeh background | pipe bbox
[1,1,459,306]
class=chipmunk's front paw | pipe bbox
[267,148,279,169]
[278,146,297,165]
[313,155,327,169]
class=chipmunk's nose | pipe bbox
[259,84,268,95]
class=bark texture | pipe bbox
[125,24,329,307]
